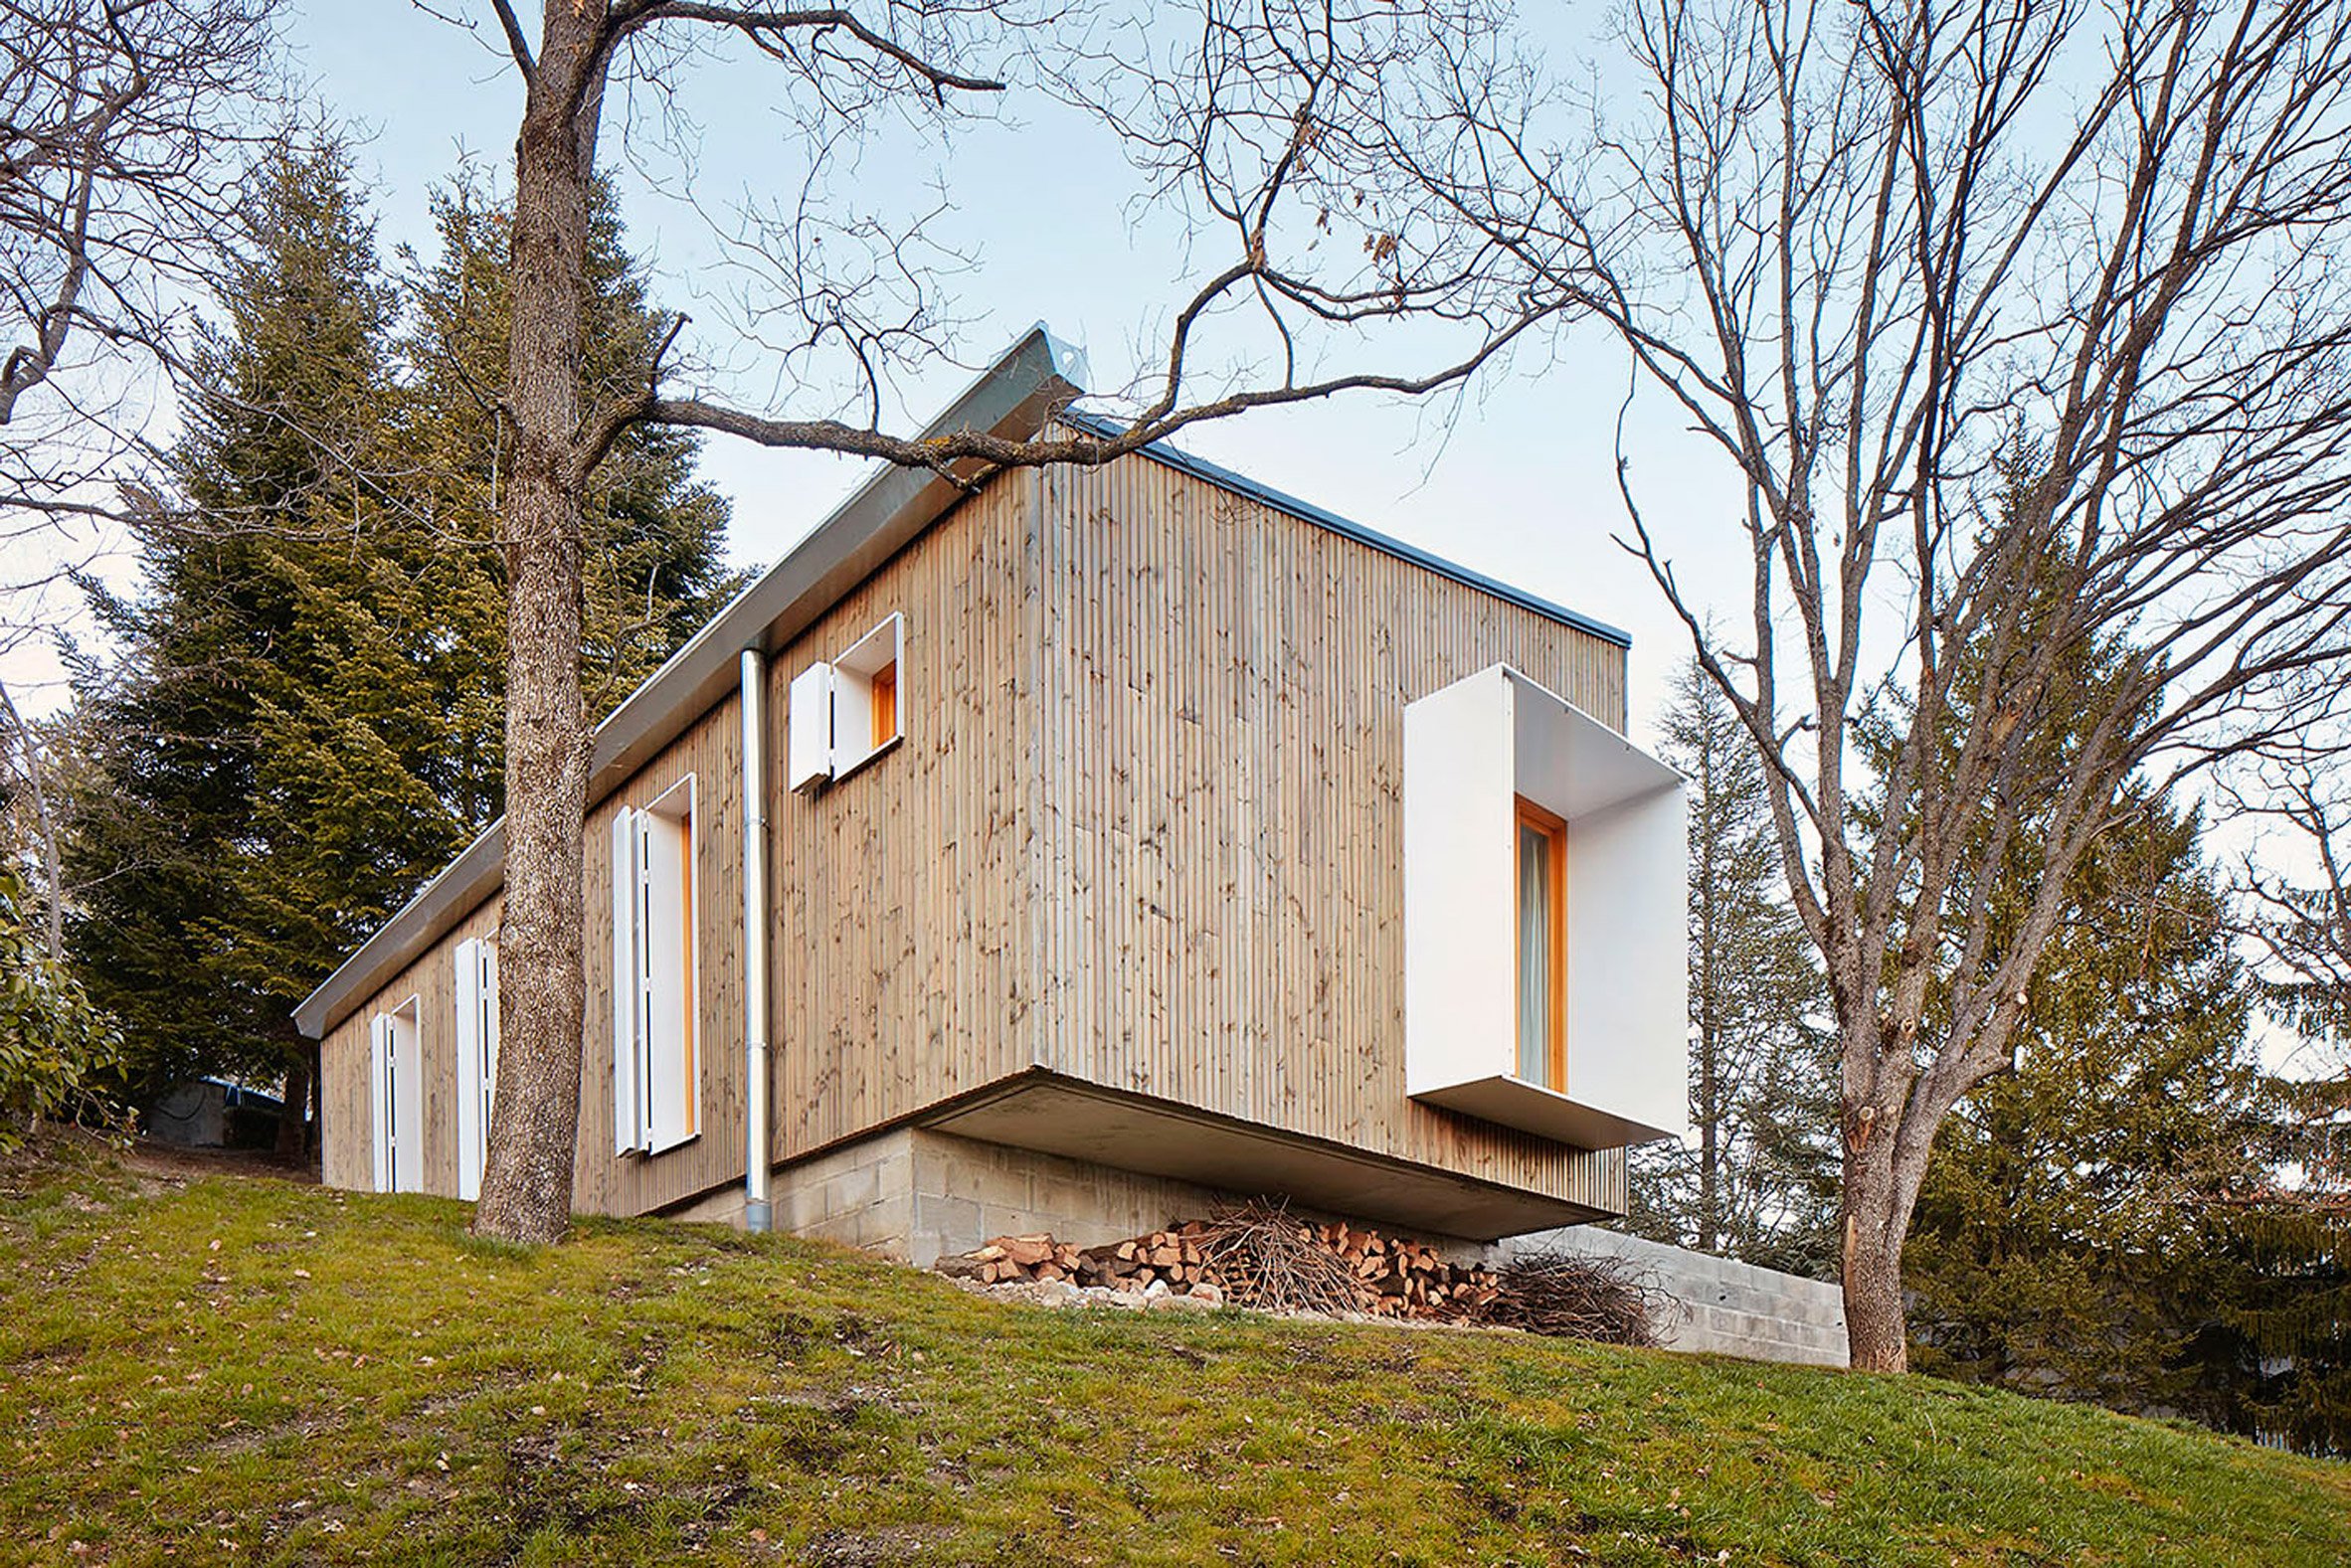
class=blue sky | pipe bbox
[276,1,1749,745]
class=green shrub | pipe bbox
[0,864,119,1148]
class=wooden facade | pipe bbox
[320,436,1635,1224]
[1022,451,1626,1210]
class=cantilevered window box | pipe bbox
[1403,665,1688,1149]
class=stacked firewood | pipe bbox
[1310,1219,1504,1320]
[943,1224,1217,1293]
[940,1202,1507,1322]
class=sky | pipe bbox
[254,1,1750,751]
[3,5,2329,1081]
[262,2,2334,1081]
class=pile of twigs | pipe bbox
[1191,1198,1374,1316]
[1483,1249,1673,1346]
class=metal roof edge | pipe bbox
[293,325,1080,1039]
[1059,411,1632,649]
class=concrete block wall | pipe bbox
[672,1128,1258,1267]
[1508,1224,1849,1367]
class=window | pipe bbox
[454,936,499,1200]
[612,775,700,1155]
[1515,796,1566,1091]
[788,612,905,790]
[368,996,425,1193]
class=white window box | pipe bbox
[788,612,904,790]
[1402,665,1688,1148]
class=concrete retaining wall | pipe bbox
[1507,1225,1849,1367]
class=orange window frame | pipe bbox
[871,662,897,749]
[1515,795,1567,1092]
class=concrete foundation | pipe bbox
[1508,1225,1850,1367]
[671,1127,1287,1267]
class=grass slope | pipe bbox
[3,1142,2344,1567]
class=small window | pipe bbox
[869,660,897,750]
[368,996,425,1194]
[788,612,905,790]
[1515,797,1566,1091]
[454,937,499,1201]
[613,776,700,1155]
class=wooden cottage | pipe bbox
[297,327,1689,1262]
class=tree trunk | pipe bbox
[1840,1173,1910,1373]
[470,3,604,1245]
[275,1043,311,1164]
[1837,1072,1949,1373]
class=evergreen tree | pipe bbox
[396,168,737,785]
[2209,863,2351,1456]
[68,137,407,1106]
[1903,794,2266,1425]
[2204,1117,2351,1456]
[1628,657,1840,1276]
[64,144,737,1121]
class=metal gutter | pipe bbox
[1058,410,1631,649]
[739,647,773,1231]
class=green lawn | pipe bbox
[3,1139,2344,1566]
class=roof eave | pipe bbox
[1059,411,1632,649]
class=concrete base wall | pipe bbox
[671,1128,1268,1267]
[1508,1225,1849,1367]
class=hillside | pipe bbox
[3,1141,2344,1566]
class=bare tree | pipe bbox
[0,0,283,946]
[1395,0,2351,1368]
[467,0,1557,1243]
[2241,761,2351,1063]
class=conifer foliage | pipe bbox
[63,140,734,1122]
[1629,658,1839,1276]
[1903,794,2265,1424]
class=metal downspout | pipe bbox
[740,648,774,1233]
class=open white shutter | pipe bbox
[389,1013,424,1194]
[368,1014,391,1192]
[788,662,835,791]
[454,939,485,1201]
[480,941,499,1151]
[640,787,697,1153]
[611,808,644,1153]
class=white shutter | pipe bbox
[389,1013,425,1194]
[612,808,645,1153]
[640,790,697,1153]
[788,661,835,790]
[480,941,499,1152]
[454,939,485,1201]
[368,1014,391,1193]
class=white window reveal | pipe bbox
[612,775,701,1155]
[453,936,500,1201]
[788,611,904,791]
[1402,665,1688,1151]
[367,996,425,1194]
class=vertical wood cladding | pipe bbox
[322,693,747,1215]
[322,440,1631,1218]
[761,470,1046,1164]
[1029,448,1629,1210]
